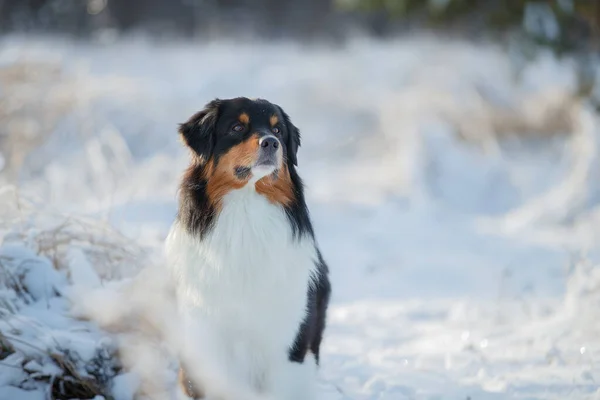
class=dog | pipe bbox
[165,97,331,399]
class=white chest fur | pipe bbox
[165,185,318,397]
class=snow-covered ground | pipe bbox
[1,34,600,399]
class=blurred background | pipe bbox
[1,0,599,45]
[2,1,600,400]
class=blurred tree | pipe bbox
[333,0,600,52]
[0,0,336,39]
[1,0,597,48]
[334,0,600,106]
[0,0,91,34]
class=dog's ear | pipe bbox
[179,99,221,163]
[278,107,301,166]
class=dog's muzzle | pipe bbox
[255,135,281,167]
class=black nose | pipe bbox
[260,136,279,150]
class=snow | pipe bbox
[111,372,140,400]
[67,248,102,289]
[0,387,45,400]
[1,33,600,399]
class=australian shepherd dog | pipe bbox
[165,97,331,399]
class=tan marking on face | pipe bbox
[239,113,250,125]
[270,115,279,127]
[255,165,295,207]
[204,134,260,208]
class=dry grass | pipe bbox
[0,61,76,182]
[0,330,120,400]
[0,190,148,399]
[47,350,116,400]
[0,332,15,360]
[0,187,147,282]
[0,59,138,184]
[0,57,148,396]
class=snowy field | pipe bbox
[1,34,600,400]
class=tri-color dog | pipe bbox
[165,97,331,399]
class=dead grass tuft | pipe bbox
[0,332,15,360]
[0,61,76,181]
[48,350,117,400]
[0,191,142,399]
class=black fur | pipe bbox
[177,165,217,238]
[277,106,301,167]
[288,249,331,364]
[234,166,252,180]
[179,99,221,162]
[176,97,331,367]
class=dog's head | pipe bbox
[179,97,301,206]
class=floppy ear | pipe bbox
[179,99,221,163]
[278,107,301,166]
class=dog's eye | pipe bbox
[232,123,245,133]
[271,127,280,134]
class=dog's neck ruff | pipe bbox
[206,184,299,261]
[167,183,317,317]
